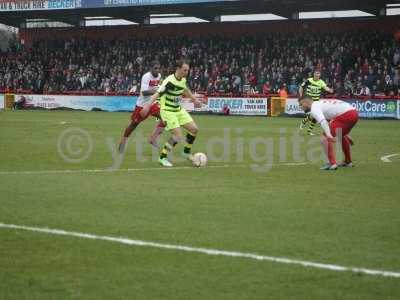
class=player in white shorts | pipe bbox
[119,61,165,153]
[298,96,359,170]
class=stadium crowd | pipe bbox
[0,30,399,97]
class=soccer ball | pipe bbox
[192,152,207,167]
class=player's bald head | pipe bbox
[298,96,313,112]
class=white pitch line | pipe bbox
[0,160,384,176]
[1,223,399,279]
[0,161,382,176]
[0,162,308,176]
[0,165,230,176]
[282,162,308,166]
[380,153,400,163]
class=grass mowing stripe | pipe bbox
[1,222,399,279]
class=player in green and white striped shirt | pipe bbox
[299,70,334,135]
[140,60,202,167]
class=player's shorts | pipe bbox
[131,103,160,123]
[330,109,359,137]
[160,108,193,131]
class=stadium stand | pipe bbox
[1,18,399,97]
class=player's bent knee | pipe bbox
[190,126,198,135]
[174,134,183,142]
[186,123,198,135]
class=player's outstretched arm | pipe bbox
[183,88,195,101]
[320,120,334,140]
[142,87,158,96]
[310,106,334,140]
[183,88,203,105]
[140,78,168,118]
[321,80,334,94]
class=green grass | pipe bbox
[0,110,400,299]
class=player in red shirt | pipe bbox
[299,96,358,170]
[119,61,165,153]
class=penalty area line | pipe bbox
[0,222,399,279]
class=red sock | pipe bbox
[321,136,336,165]
[328,140,337,165]
[342,135,352,163]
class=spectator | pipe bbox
[384,78,395,96]
[262,81,271,95]
[334,81,346,97]
[393,48,400,66]
[356,84,371,96]
[129,80,138,94]
[278,83,288,98]
[0,30,397,97]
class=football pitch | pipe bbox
[1,111,399,299]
